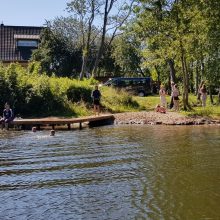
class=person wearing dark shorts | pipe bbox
[0,103,14,129]
[91,85,101,115]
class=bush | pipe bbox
[101,87,140,112]
[67,86,92,103]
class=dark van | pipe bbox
[103,77,152,96]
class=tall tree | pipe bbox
[67,0,100,79]
[92,0,136,76]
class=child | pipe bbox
[155,104,166,113]
[50,130,55,136]
[0,103,14,129]
[91,85,101,116]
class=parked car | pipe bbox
[103,77,152,96]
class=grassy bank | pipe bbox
[0,63,219,118]
[134,94,220,118]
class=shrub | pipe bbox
[66,86,92,103]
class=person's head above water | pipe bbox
[50,130,55,136]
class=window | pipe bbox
[17,40,38,47]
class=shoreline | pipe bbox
[113,111,220,126]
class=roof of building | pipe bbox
[0,24,43,62]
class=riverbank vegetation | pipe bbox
[0,63,141,117]
[0,63,219,119]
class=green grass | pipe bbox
[133,95,163,111]
[133,93,220,119]
[184,106,220,118]
[100,87,140,113]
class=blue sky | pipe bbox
[0,0,69,26]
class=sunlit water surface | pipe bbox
[0,125,220,220]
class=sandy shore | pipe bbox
[114,111,220,125]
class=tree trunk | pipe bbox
[79,0,95,80]
[80,53,89,80]
[189,61,194,93]
[167,59,176,83]
[209,86,214,104]
[181,57,187,110]
[183,57,190,107]
[180,43,189,110]
[218,88,220,104]
[92,0,113,77]
[201,60,205,77]
[155,65,160,92]
[195,61,199,95]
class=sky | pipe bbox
[0,0,69,27]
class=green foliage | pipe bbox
[32,26,82,77]
[101,86,140,112]
[0,63,92,117]
[112,33,146,76]
[1,63,219,118]
[67,85,92,103]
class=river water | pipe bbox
[0,125,220,220]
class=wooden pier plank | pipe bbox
[11,114,114,127]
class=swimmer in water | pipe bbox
[50,130,55,136]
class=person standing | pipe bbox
[172,84,180,111]
[91,85,101,116]
[200,84,207,107]
[159,85,167,108]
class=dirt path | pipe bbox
[114,111,220,125]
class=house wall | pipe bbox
[0,24,43,63]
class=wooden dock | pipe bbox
[11,114,115,130]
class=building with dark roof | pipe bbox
[0,24,43,64]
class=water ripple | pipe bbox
[0,126,220,220]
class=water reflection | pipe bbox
[0,126,220,219]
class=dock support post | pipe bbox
[52,125,55,130]
[67,124,71,130]
[79,122,82,129]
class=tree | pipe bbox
[92,0,136,76]
[67,0,100,79]
[112,33,146,76]
[32,19,82,77]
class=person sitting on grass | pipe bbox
[91,85,101,116]
[155,104,166,113]
[0,103,14,129]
